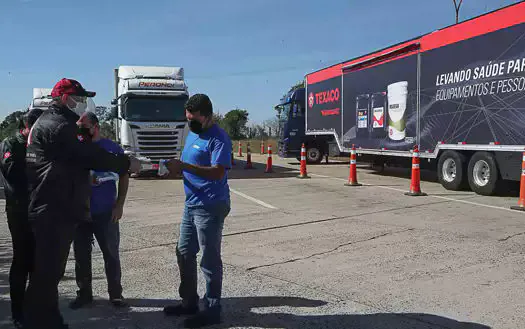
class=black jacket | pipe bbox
[0,132,29,216]
[26,105,130,222]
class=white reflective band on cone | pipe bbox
[522,155,525,162]
[413,152,419,157]
[350,160,356,164]
[522,169,525,175]
[413,164,420,168]
[351,150,356,155]
[301,156,306,161]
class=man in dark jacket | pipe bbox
[0,108,43,329]
[24,78,140,329]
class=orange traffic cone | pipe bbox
[260,141,265,155]
[238,141,243,157]
[405,145,427,196]
[345,145,362,186]
[244,143,254,169]
[511,152,525,211]
[265,144,273,173]
[297,143,310,179]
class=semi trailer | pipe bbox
[281,2,525,196]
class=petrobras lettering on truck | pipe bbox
[127,79,187,91]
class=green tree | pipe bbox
[0,110,26,141]
[281,80,305,100]
[93,106,116,140]
[222,109,249,140]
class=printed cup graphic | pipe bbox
[387,81,408,141]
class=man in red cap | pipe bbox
[24,78,140,329]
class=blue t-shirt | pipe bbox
[181,124,232,206]
[90,139,124,214]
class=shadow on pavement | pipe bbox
[369,166,520,197]
[0,236,491,329]
[74,297,491,329]
[228,160,299,180]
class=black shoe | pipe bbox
[12,319,23,329]
[110,296,128,308]
[183,310,221,328]
[68,295,93,310]
[163,303,199,317]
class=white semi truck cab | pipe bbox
[111,66,189,169]
[29,88,53,110]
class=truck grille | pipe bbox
[135,129,182,161]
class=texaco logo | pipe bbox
[308,92,314,108]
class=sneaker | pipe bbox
[110,296,129,308]
[68,295,93,310]
[183,310,221,328]
[163,303,199,317]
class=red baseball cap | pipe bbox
[51,78,96,98]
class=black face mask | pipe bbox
[188,120,203,134]
[77,126,93,141]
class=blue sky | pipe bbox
[0,0,520,123]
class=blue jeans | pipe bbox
[176,201,230,311]
[73,211,122,299]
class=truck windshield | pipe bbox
[123,95,188,122]
[278,103,291,122]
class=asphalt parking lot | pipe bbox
[1,154,524,329]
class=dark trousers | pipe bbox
[73,211,122,299]
[7,210,34,322]
[177,202,230,311]
[24,216,76,329]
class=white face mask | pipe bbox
[65,95,88,115]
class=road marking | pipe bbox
[308,173,519,213]
[230,188,278,210]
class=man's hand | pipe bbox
[112,203,124,223]
[129,155,141,174]
[163,159,184,177]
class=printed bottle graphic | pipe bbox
[387,81,408,141]
[371,92,387,139]
[356,94,370,139]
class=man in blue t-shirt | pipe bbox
[162,94,231,328]
[69,112,130,309]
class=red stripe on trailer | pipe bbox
[306,39,420,84]
[421,2,525,52]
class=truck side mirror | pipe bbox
[111,99,118,106]
[110,106,118,119]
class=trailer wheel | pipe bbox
[467,152,500,196]
[437,151,467,190]
[306,146,323,164]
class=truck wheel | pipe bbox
[306,146,322,164]
[437,151,467,190]
[467,152,500,196]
